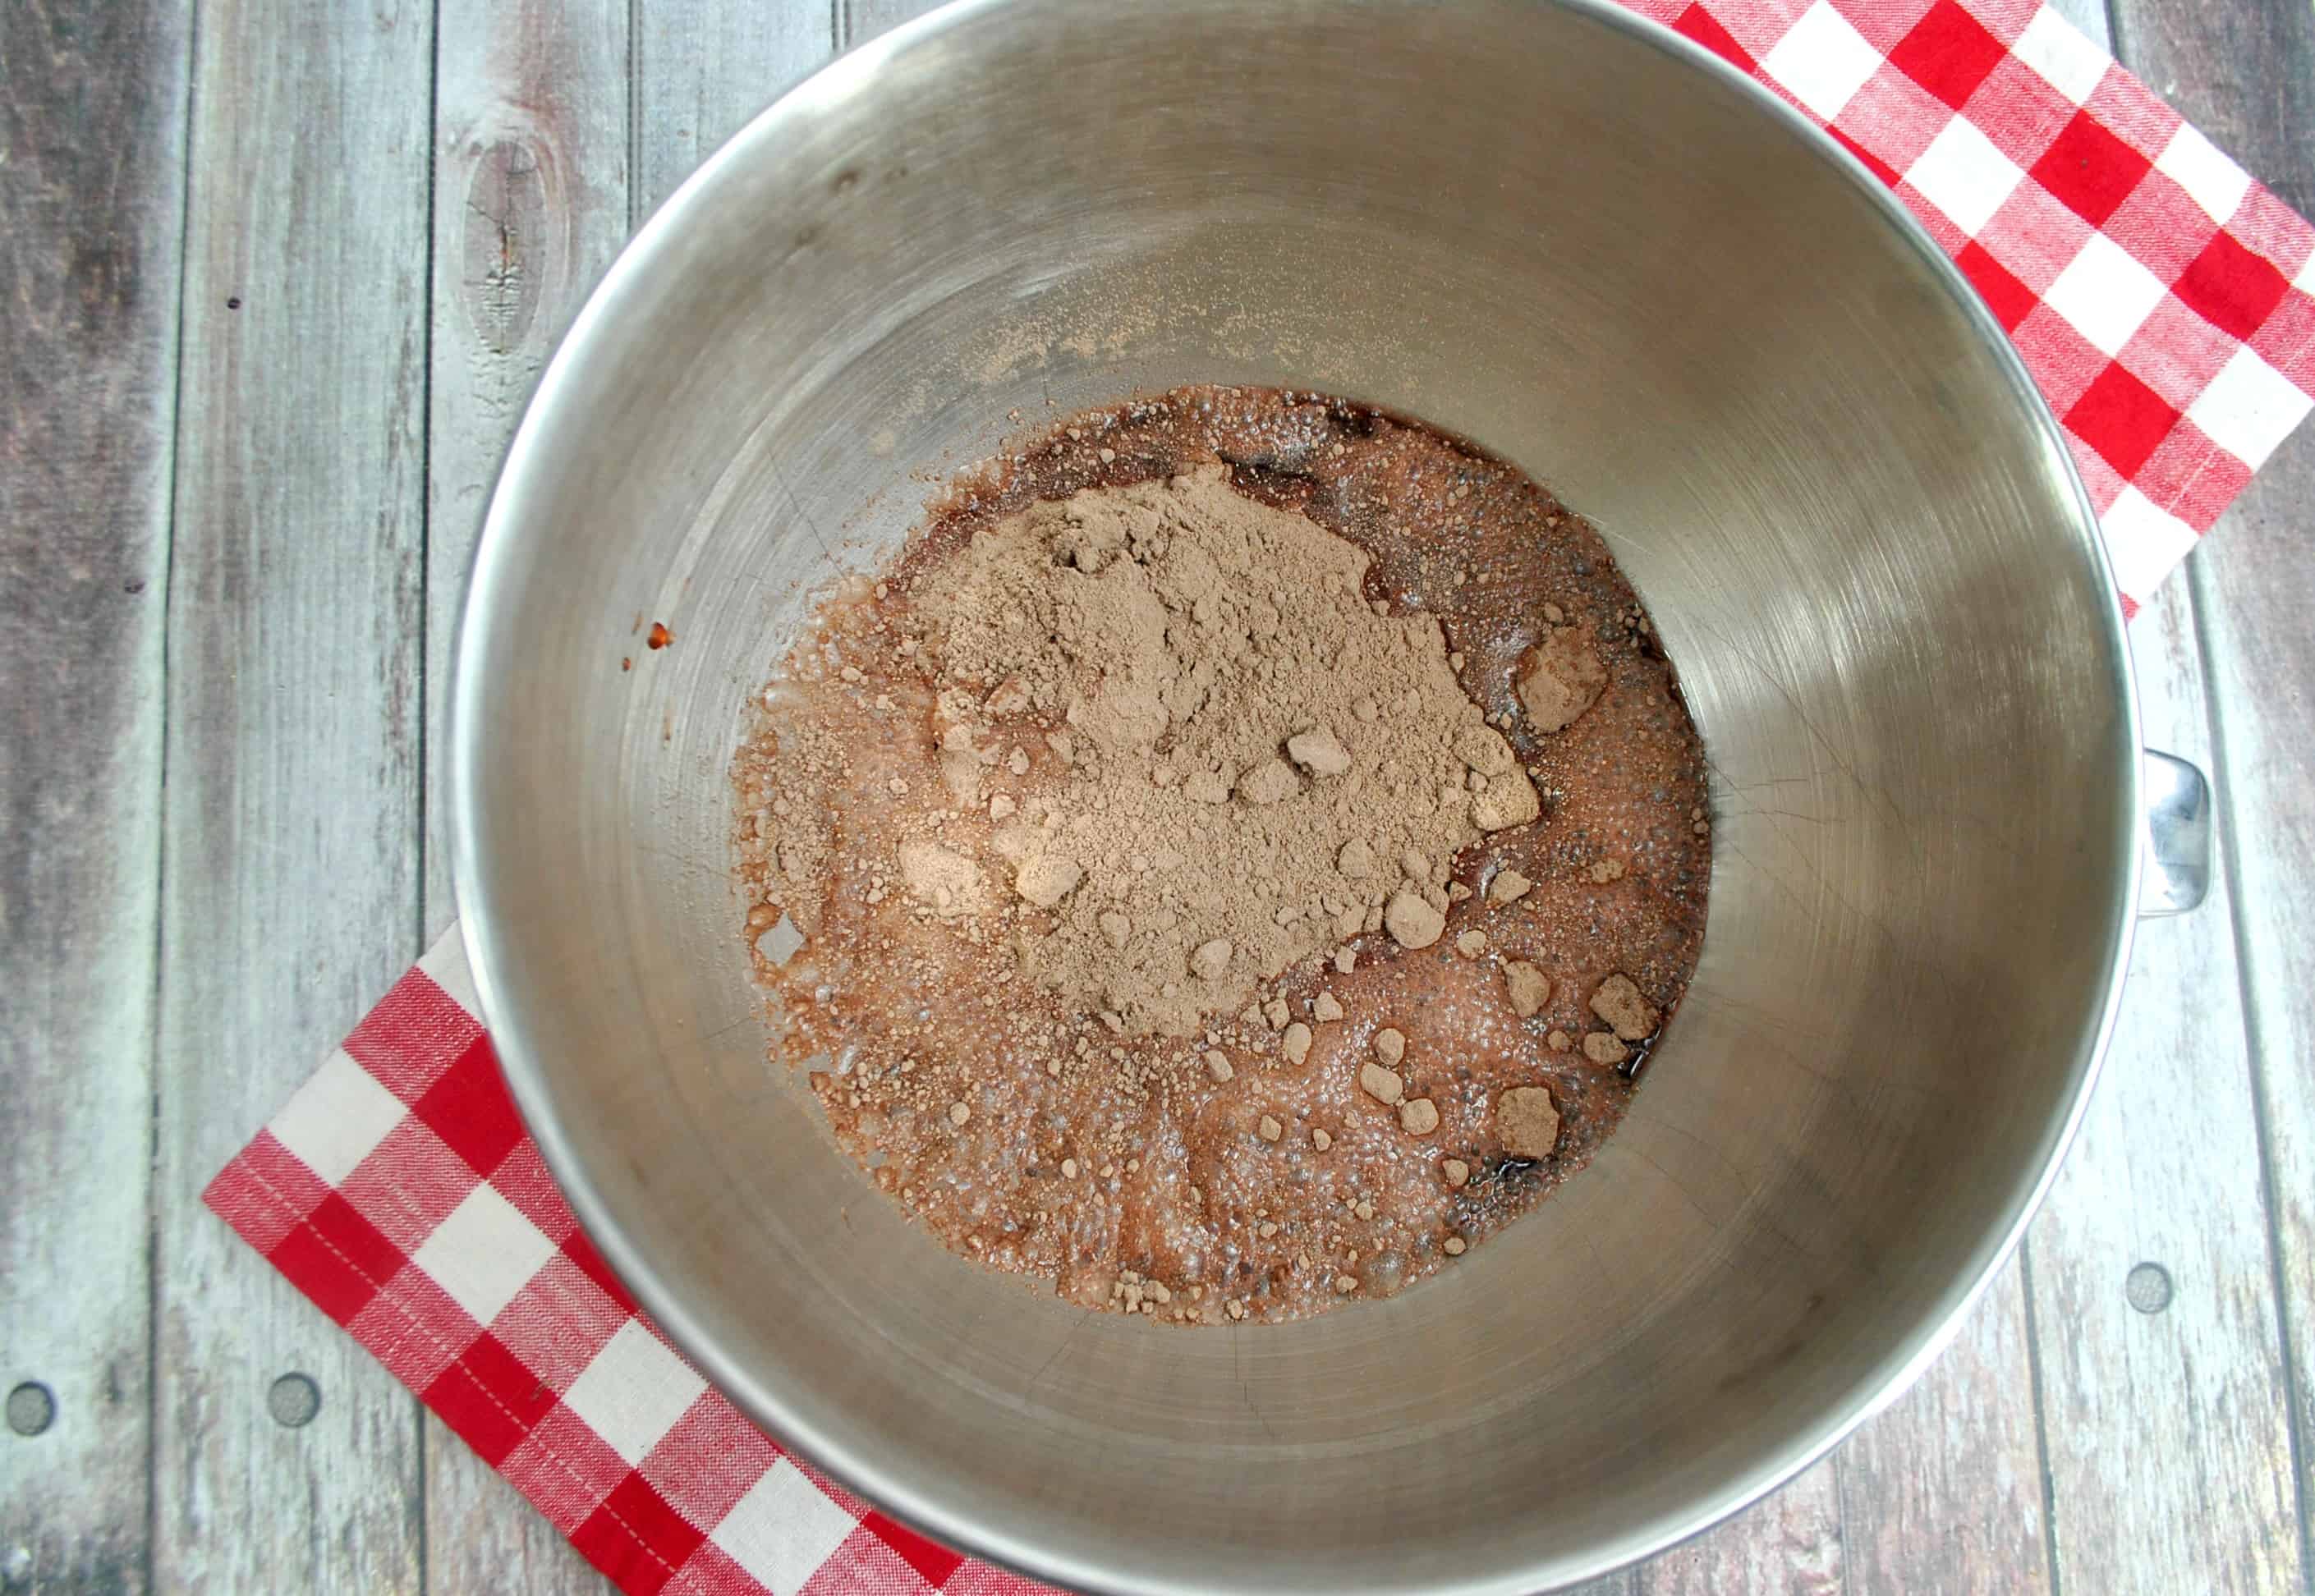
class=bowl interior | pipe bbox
[452,1,2137,1589]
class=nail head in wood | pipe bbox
[267,1373,321,1429]
[2125,1262,2174,1314]
[6,1382,55,1437]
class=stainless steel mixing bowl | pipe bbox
[448,0,2184,1588]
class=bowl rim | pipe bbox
[448,0,2143,1588]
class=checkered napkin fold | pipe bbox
[206,4,2315,1594]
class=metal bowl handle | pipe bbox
[2140,750,2212,916]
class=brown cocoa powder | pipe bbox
[732,384,1711,1325]
[907,466,1523,1033]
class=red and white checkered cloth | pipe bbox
[1636,0,2315,616]
[208,933,1050,1596]
[207,4,2315,1593]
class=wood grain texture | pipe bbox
[1638,1458,1843,1596]
[422,0,632,938]
[2190,465,2315,1596]
[0,0,189,1589]
[631,0,833,225]
[151,0,435,1587]
[2189,429,2315,1596]
[1560,1574,1637,1596]
[2108,0,2315,1570]
[419,2,633,1590]
[840,0,942,47]
[1835,1264,2054,1596]
[2021,575,2304,1594]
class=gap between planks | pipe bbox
[0,1,191,1590]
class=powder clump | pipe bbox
[911,466,1520,1034]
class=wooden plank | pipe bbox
[2110,0,2315,1568]
[151,0,435,1586]
[2189,451,2315,1591]
[2019,576,2304,1594]
[421,3,634,965]
[1639,1460,1843,1595]
[1835,1263,2054,1595]
[632,0,834,225]
[2189,427,2315,1594]
[0,0,190,1587]
[1563,1573,1637,1596]
[421,2,632,1589]
[840,0,937,46]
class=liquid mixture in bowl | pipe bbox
[733,385,1709,1323]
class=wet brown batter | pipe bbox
[733,386,1710,1324]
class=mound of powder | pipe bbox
[909,465,1536,1034]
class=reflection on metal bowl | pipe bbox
[450,1,2156,1589]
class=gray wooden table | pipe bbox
[5,0,2312,1589]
